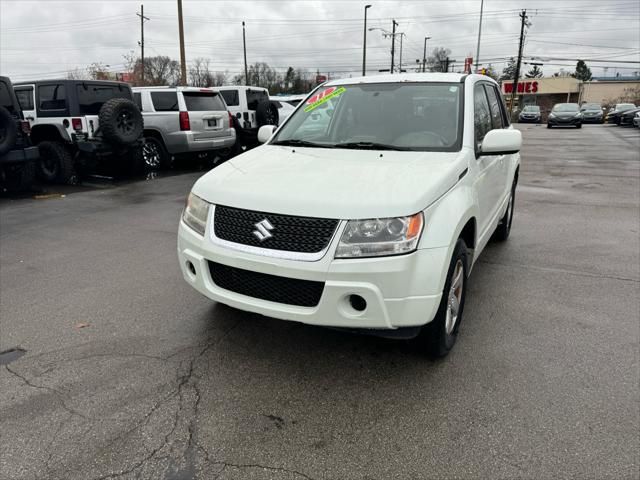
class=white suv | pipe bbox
[178,73,521,357]
[133,86,235,169]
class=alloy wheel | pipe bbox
[445,259,464,335]
[143,141,161,168]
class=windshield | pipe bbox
[616,104,636,112]
[581,103,601,111]
[523,105,540,112]
[271,82,462,151]
[553,103,579,112]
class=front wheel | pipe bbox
[493,183,516,242]
[414,239,468,358]
[576,123,582,129]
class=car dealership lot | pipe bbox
[0,125,638,479]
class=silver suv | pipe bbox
[133,86,235,169]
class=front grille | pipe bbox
[214,205,339,253]
[208,262,324,307]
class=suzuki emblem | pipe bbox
[253,219,274,241]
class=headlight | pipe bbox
[574,113,582,118]
[335,213,424,258]
[182,193,210,236]
[549,113,556,118]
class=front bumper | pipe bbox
[518,116,540,123]
[582,114,603,123]
[177,220,448,330]
[548,116,581,126]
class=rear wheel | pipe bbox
[142,136,168,170]
[576,123,582,129]
[3,161,35,192]
[37,141,77,184]
[414,239,468,358]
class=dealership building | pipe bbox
[500,76,640,114]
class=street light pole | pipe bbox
[398,33,405,72]
[362,5,371,76]
[474,0,484,71]
[242,21,249,84]
[177,0,187,85]
[422,36,431,73]
[390,20,398,73]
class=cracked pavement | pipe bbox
[1,124,639,479]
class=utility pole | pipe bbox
[362,5,371,76]
[422,36,431,73]
[242,22,249,84]
[509,10,529,116]
[398,32,405,72]
[474,0,484,71]
[177,0,187,85]
[137,5,149,85]
[390,20,398,73]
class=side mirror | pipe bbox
[479,129,522,156]
[257,125,276,144]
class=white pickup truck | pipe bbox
[178,73,521,357]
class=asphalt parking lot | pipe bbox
[1,124,639,480]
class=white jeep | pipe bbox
[178,73,521,357]
[15,80,143,183]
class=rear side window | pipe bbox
[246,89,268,110]
[474,84,492,145]
[15,87,34,110]
[133,92,142,110]
[76,83,131,115]
[39,84,67,111]
[0,81,17,114]
[151,92,179,112]
[484,84,504,129]
[183,92,226,111]
[219,90,239,106]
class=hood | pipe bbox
[192,145,469,219]
[551,111,580,118]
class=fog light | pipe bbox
[349,294,367,312]
[187,261,196,276]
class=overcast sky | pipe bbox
[1,0,639,83]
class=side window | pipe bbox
[484,84,504,129]
[39,84,67,111]
[473,84,492,146]
[220,90,239,107]
[15,87,34,111]
[495,86,510,126]
[133,92,143,111]
[150,92,178,112]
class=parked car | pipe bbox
[619,107,640,127]
[580,103,604,123]
[605,103,637,124]
[0,76,38,192]
[270,97,296,124]
[14,79,143,183]
[518,105,541,123]
[213,86,279,152]
[635,111,640,128]
[547,103,582,128]
[133,86,236,169]
[178,73,522,357]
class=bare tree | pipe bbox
[189,58,213,87]
[66,67,85,80]
[428,47,451,72]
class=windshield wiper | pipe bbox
[333,141,412,151]
[270,139,332,148]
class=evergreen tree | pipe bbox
[573,60,592,81]
[499,57,517,81]
[525,65,543,78]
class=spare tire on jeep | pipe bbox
[0,105,18,156]
[256,101,279,127]
[98,98,144,146]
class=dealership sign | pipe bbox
[503,80,539,94]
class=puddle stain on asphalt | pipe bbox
[0,347,26,365]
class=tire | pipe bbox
[493,182,516,242]
[576,123,582,129]
[414,239,469,358]
[256,101,279,127]
[3,161,35,192]
[37,141,77,184]
[0,106,18,156]
[546,123,552,129]
[99,98,144,146]
[142,136,168,171]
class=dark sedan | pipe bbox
[580,103,604,123]
[620,107,640,127]
[547,103,582,128]
[519,105,542,123]
[605,103,636,124]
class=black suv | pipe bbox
[14,80,144,183]
[0,76,38,192]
